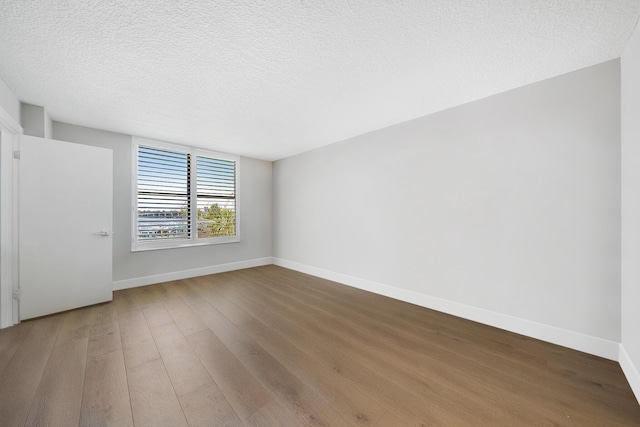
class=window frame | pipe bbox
[132,137,240,251]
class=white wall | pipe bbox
[44,109,52,139]
[0,77,20,125]
[0,79,22,328]
[21,103,46,138]
[0,77,20,328]
[621,22,640,401]
[274,60,622,358]
[53,122,273,287]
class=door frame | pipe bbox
[0,105,22,328]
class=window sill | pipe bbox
[131,237,240,252]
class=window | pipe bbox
[133,138,239,250]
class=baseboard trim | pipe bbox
[272,258,620,361]
[113,257,273,291]
[619,345,640,404]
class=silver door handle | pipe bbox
[93,231,110,237]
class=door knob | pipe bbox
[93,231,110,237]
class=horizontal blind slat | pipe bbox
[196,155,236,239]
[137,145,191,242]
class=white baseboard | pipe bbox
[272,258,620,361]
[619,345,640,404]
[113,257,273,291]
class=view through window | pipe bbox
[134,141,238,249]
[196,155,236,238]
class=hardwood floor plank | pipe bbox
[117,307,149,338]
[80,348,133,426]
[283,269,638,419]
[1,266,638,426]
[87,321,122,359]
[192,275,468,425]
[113,288,138,315]
[179,382,244,427]
[127,358,188,427]
[129,284,168,308]
[225,268,619,425]
[142,301,174,328]
[202,272,608,424]
[118,306,160,370]
[246,267,640,425]
[55,305,96,347]
[265,266,618,398]
[191,301,357,427]
[243,272,559,423]
[25,337,88,426]
[164,297,209,336]
[242,400,307,427]
[88,302,121,360]
[150,321,214,397]
[373,408,444,427]
[186,328,271,420]
[167,278,208,306]
[158,281,185,299]
[254,268,567,386]
[204,293,386,426]
[89,301,119,336]
[0,314,63,426]
[0,320,33,377]
[121,330,160,370]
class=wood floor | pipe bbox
[0,266,639,426]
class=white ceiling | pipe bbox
[0,1,639,161]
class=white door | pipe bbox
[19,135,113,320]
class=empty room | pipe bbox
[1,1,640,426]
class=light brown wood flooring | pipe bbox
[0,265,639,426]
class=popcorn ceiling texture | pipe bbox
[0,1,639,160]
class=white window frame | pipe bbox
[132,137,240,251]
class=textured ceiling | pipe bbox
[0,1,639,160]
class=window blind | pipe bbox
[196,156,236,238]
[136,145,191,241]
